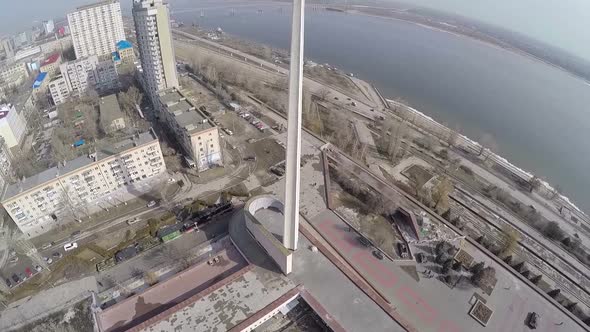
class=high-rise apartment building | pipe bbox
[67,0,125,59]
[43,20,55,35]
[132,0,179,105]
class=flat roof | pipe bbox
[99,94,125,126]
[139,266,295,332]
[73,0,119,12]
[159,88,213,134]
[98,244,248,332]
[3,130,158,201]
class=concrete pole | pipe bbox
[283,0,305,251]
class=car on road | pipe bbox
[35,265,42,272]
[19,273,27,281]
[372,250,384,260]
[126,218,140,225]
[44,257,53,264]
[5,278,12,288]
[41,242,54,250]
[25,267,33,278]
[52,252,63,259]
[358,236,371,247]
[11,274,20,284]
[9,256,18,263]
[146,200,157,208]
[64,242,78,251]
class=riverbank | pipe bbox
[335,4,590,86]
[175,12,589,220]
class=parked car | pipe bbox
[63,242,78,251]
[243,156,256,162]
[41,242,54,250]
[398,242,409,258]
[5,278,12,288]
[52,252,63,259]
[126,218,140,225]
[11,274,20,284]
[372,250,384,260]
[19,273,27,282]
[223,128,233,136]
[9,256,18,263]
[358,236,371,247]
[35,265,42,272]
[147,200,157,208]
[44,257,53,264]
[25,267,33,278]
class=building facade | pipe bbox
[2,129,166,237]
[133,0,179,105]
[58,55,119,99]
[48,75,70,105]
[0,103,27,148]
[0,62,29,87]
[1,38,14,59]
[40,53,62,76]
[158,88,222,171]
[67,0,125,59]
[43,20,55,35]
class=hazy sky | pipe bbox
[1,0,589,61]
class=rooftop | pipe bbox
[159,88,213,134]
[99,94,125,126]
[41,53,60,66]
[116,40,132,50]
[2,129,159,201]
[72,0,119,12]
[32,72,48,89]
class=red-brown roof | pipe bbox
[41,53,60,66]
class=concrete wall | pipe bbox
[244,196,292,275]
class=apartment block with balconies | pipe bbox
[1,129,166,237]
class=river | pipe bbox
[169,1,590,212]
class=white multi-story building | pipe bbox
[133,0,179,105]
[1,38,14,59]
[158,88,222,171]
[0,137,13,193]
[0,103,26,148]
[1,129,166,237]
[67,0,125,59]
[54,56,119,103]
[43,20,55,35]
[0,62,29,90]
[48,75,70,105]
[60,56,99,96]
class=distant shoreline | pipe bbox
[330,5,590,86]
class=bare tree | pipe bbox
[500,224,520,257]
[316,87,330,101]
[431,176,453,215]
